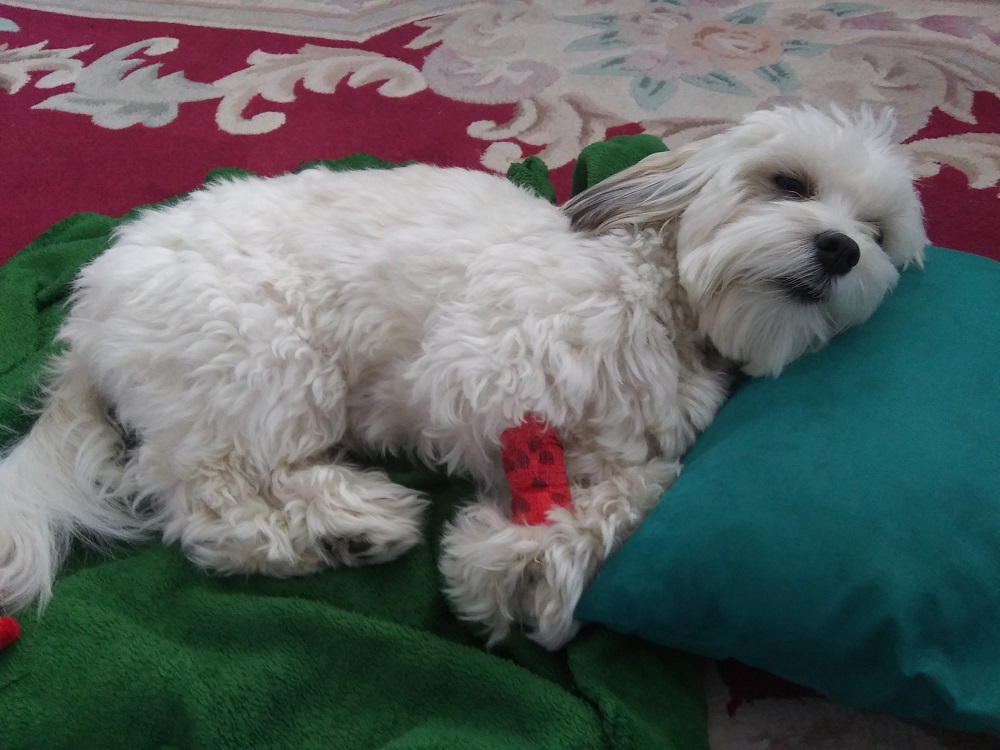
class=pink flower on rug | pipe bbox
[624,49,714,79]
[666,20,786,72]
[614,8,697,45]
[608,6,789,79]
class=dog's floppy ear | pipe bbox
[562,143,706,234]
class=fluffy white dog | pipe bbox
[0,106,926,649]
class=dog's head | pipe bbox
[564,105,928,377]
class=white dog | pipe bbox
[0,106,926,648]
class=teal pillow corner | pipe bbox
[577,246,1000,734]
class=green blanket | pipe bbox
[0,141,704,750]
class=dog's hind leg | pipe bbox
[269,462,428,567]
[126,357,428,578]
[156,455,427,578]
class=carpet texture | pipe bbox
[1,2,998,748]
[2,2,1000,265]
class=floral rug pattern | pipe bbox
[1,3,998,745]
[4,0,1000,182]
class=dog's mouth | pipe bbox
[775,275,829,304]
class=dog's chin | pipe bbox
[694,285,833,377]
[692,263,899,378]
[774,274,831,305]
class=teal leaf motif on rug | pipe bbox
[724,3,771,26]
[782,39,833,57]
[559,13,618,29]
[566,30,627,53]
[682,71,752,96]
[0,17,20,32]
[818,2,881,18]
[572,56,630,77]
[631,76,678,111]
[573,58,680,109]
[755,62,799,94]
[560,13,627,53]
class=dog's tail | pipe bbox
[0,356,151,613]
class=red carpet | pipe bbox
[2,3,998,748]
[3,4,999,265]
[2,10,523,263]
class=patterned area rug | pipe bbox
[2,2,998,747]
[4,0,1000,265]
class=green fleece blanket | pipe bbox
[0,141,704,750]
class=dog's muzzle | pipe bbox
[777,231,860,304]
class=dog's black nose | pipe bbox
[814,231,860,276]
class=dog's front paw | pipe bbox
[438,500,593,650]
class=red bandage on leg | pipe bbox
[0,617,20,649]
[501,414,572,525]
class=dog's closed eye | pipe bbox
[772,174,812,199]
[859,221,885,246]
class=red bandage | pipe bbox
[501,414,572,525]
[0,617,20,649]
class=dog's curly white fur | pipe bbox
[0,106,926,648]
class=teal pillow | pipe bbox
[576,246,1000,734]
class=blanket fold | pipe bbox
[0,140,703,750]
